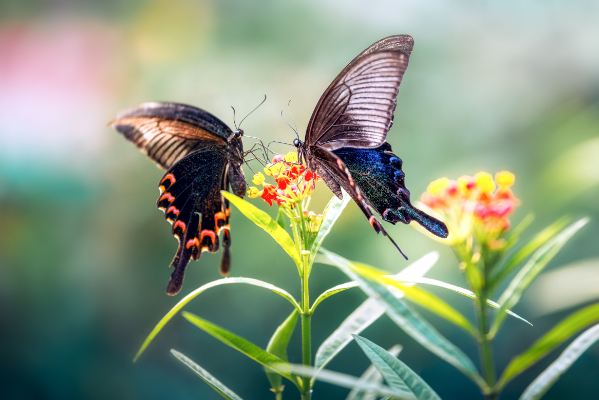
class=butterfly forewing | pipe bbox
[111,102,230,170]
[355,34,414,59]
[307,51,410,151]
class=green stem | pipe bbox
[477,289,497,400]
[300,254,312,400]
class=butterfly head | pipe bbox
[293,138,302,148]
[234,129,244,138]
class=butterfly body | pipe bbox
[294,35,448,256]
[111,102,246,295]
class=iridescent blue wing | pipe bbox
[110,102,231,170]
[333,144,448,238]
[156,146,232,295]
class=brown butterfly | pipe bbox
[293,35,448,258]
[110,102,248,295]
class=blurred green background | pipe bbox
[1,0,598,399]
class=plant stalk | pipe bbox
[477,288,497,400]
[300,254,312,400]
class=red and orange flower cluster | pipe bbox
[248,152,321,207]
[419,171,519,244]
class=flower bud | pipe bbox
[496,171,515,188]
[284,152,298,163]
[252,172,265,185]
[475,172,495,194]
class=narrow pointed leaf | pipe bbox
[519,323,599,400]
[321,248,486,390]
[504,213,535,252]
[354,262,478,337]
[491,218,588,336]
[311,282,359,313]
[386,276,531,326]
[353,335,441,400]
[498,302,599,389]
[265,310,299,393]
[289,364,415,399]
[171,350,243,400]
[347,345,402,400]
[489,217,569,289]
[182,312,300,387]
[311,191,352,256]
[222,191,301,267]
[134,277,300,362]
[314,252,439,372]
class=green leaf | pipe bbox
[134,277,300,362]
[311,282,359,314]
[353,335,441,400]
[497,302,599,390]
[222,191,302,268]
[387,276,531,326]
[265,310,299,393]
[504,213,535,252]
[489,217,570,289]
[182,312,301,388]
[320,249,487,390]
[490,218,588,337]
[519,323,599,400]
[311,192,352,256]
[346,345,402,400]
[276,207,286,229]
[170,350,243,400]
[354,262,478,338]
[289,364,415,399]
[314,252,439,372]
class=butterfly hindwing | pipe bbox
[333,144,448,238]
[111,102,230,170]
[156,146,230,295]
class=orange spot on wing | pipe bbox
[161,173,176,185]
[186,238,200,249]
[160,193,175,202]
[174,221,186,232]
[215,212,226,229]
[200,230,216,242]
[225,208,230,217]
[369,216,377,230]
[337,159,344,169]
[167,206,180,215]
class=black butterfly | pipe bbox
[110,102,247,295]
[293,35,448,257]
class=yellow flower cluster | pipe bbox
[419,171,518,246]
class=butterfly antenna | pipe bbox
[231,106,238,130]
[280,110,299,139]
[286,100,301,141]
[238,95,267,129]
